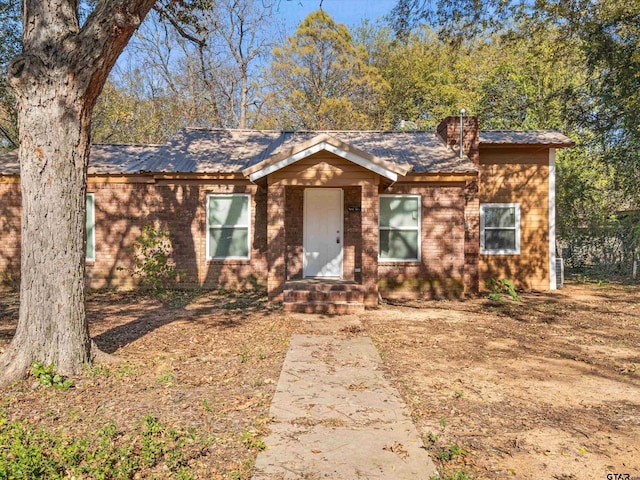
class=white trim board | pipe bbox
[549,148,557,290]
[248,141,398,183]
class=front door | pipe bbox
[303,188,343,278]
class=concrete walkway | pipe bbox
[253,334,438,479]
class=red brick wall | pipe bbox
[343,186,362,282]
[464,180,480,294]
[377,183,467,299]
[437,116,480,166]
[1,179,268,291]
[2,176,477,300]
[0,182,21,288]
[267,183,285,301]
[361,182,379,305]
[284,187,304,280]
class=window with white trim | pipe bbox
[86,193,95,261]
[206,194,251,259]
[480,203,521,254]
[379,195,421,261]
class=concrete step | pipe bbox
[283,301,365,315]
[283,289,365,303]
[285,281,365,293]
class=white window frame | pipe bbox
[86,193,95,262]
[378,194,422,262]
[480,203,521,255]
[206,193,251,260]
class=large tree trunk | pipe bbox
[0,0,157,388]
[1,88,92,382]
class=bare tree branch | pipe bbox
[153,4,206,47]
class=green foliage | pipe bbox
[430,471,473,480]
[239,350,250,364]
[92,79,184,144]
[485,278,521,302]
[157,371,176,386]
[0,412,196,479]
[259,10,390,130]
[30,362,74,390]
[437,443,466,462]
[124,223,176,295]
[240,431,266,451]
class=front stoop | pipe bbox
[283,281,365,314]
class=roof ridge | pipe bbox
[480,129,561,132]
[180,128,438,134]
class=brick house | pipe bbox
[0,116,573,312]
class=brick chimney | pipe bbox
[436,115,479,166]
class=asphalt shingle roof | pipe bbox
[479,130,574,146]
[0,128,573,176]
[139,129,477,174]
[0,144,162,175]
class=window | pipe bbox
[379,195,421,261]
[86,193,95,261]
[480,203,521,254]
[207,194,251,259]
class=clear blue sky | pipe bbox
[274,0,397,30]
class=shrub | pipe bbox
[0,411,196,479]
[485,278,521,302]
[124,223,176,295]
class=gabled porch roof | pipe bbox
[241,133,410,183]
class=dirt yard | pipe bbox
[362,283,640,479]
[0,282,638,479]
[0,290,297,479]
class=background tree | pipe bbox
[204,0,277,129]
[92,0,278,142]
[0,0,21,151]
[259,9,390,130]
[388,0,640,274]
[356,23,488,129]
[0,0,159,387]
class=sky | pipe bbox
[273,0,398,30]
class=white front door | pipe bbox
[303,188,343,278]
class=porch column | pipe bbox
[267,183,286,302]
[361,182,379,306]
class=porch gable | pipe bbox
[242,133,409,183]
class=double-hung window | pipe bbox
[480,203,521,254]
[207,194,251,259]
[86,193,95,261]
[379,195,421,261]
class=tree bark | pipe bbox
[0,0,157,388]
[0,88,92,383]
[240,72,248,129]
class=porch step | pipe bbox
[283,301,365,315]
[283,281,365,315]
[284,289,364,303]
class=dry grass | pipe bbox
[1,289,295,479]
[362,282,640,479]
[1,282,638,479]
